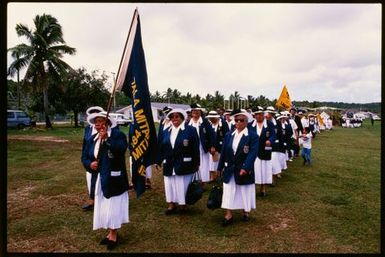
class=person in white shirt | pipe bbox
[299,127,313,166]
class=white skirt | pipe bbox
[93,174,129,230]
[198,145,211,182]
[254,158,273,184]
[145,166,152,179]
[271,152,282,175]
[278,152,287,170]
[208,153,220,171]
[164,173,194,205]
[86,171,92,194]
[221,175,256,212]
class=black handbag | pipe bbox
[185,173,203,205]
[207,175,223,210]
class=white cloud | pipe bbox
[7,3,381,103]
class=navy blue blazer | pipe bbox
[282,122,293,150]
[187,117,216,153]
[212,121,227,153]
[159,124,200,176]
[250,120,276,160]
[223,119,235,133]
[271,119,286,153]
[81,125,93,173]
[217,128,259,185]
[82,128,129,198]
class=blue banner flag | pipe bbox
[115,9,158,197]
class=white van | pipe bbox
[7,110,32,129]
[107,113,132,126]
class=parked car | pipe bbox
[7,110,32,129]
[101,112,131,126]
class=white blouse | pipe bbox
[170,122,185,149]
[231,127,248,154]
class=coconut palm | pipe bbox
[8,14,76,128]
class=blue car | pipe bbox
[7,110,32,129]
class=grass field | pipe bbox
[6,120,381,253]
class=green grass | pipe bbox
[7,120,381,253]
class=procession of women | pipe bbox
[81,103,329,250]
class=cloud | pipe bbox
[7,3,381,103]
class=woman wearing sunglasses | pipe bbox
[217,109,259,226]
[158,108,200,214]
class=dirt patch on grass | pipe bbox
[8,135,69,143]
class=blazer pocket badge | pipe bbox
[243,145,250,154]
[110,171,121,176]
[183,139,189,146]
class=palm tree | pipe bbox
[8,14,76,128]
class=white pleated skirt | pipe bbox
[254,158,273,184]
[93,174,129,230]
[164,173,194,205]
[198,145,211,182]
[221,175,256,212]
[271,152,282,175]
[145,166,152,179]
[277,152,287,170]
[86,171,92,194]
[208,153,220,171]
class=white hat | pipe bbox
[167,108,187,120]
[265,106,277,114]
[231,109,253,123]
[87,112,117,128]
[190,103,203,111]
[253,106,264,114]
[86,106,104,116]
[277,113,288,120]
[206,111,220,118]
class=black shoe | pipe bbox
[99,237,109,245]
[107,235,119,250]
[222,217,233,227]
[242,214,250,222]
[259,192,267,197]
[82,203,94,211]
[270,183,275,187]
[165,207,177,215]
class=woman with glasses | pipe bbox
[158,108,200,214]
[217,109,259,226]
[82,112,129,250]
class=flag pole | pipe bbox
[105,8,139,120]
[96,8,139,163]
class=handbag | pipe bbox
[207,175,223,210]
[185,172,203,205]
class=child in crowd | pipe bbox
[299,127,313,166]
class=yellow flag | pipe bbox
[276,85,292,110]
[316,113,325,126]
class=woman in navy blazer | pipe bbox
[217,109,259,226]
[82,112,129,250]
[250,106,276,197]
[81,106,104,211]
[188,103,216,183]
[158,108,200,214]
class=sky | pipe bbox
[7,3,382,104]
